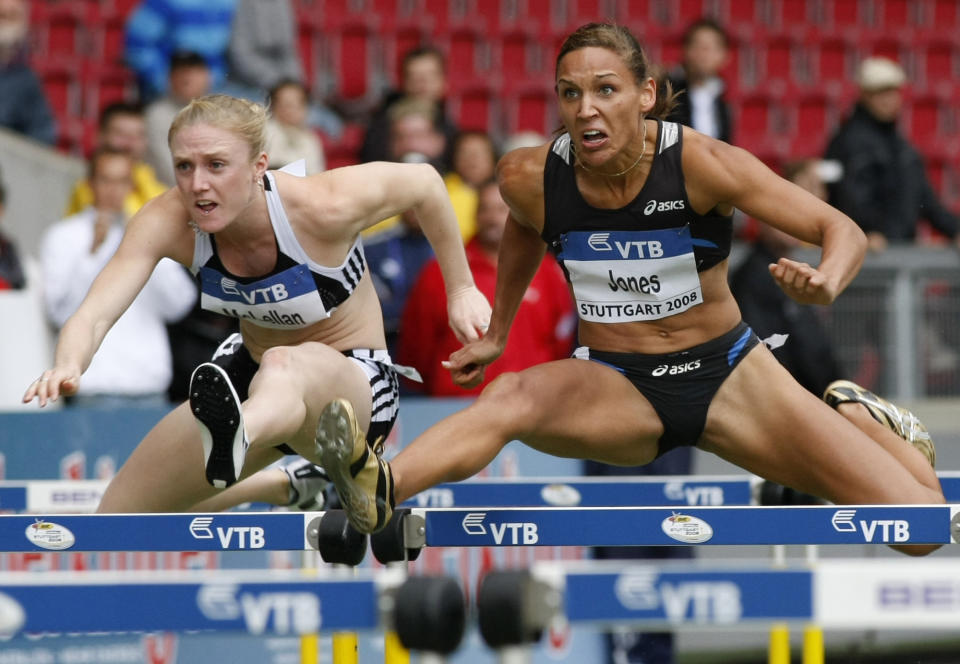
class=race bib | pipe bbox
[200,264,330,329]
[558,227,703,323]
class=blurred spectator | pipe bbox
[0,175,26,289]
[363,96,449,236]
[224,0,343,138]
[226,0,301,97]
[667,17,732,143]
[398,180,574,395]
[265,79,326,174]
[67,103,167,217]
[364,208,434,360]
[145,51,212,186]
[444,130,497,242]
[363,98,449,354]
[825,56,960,251]
[124,0,236,102]
[40,148,195,408]
[731,160,843,396]
[360,45,457,168]
[0,0,56,145]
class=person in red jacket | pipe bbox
[398,179,575,396]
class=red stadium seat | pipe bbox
[82,62,136,120]
[614,0,654,29]
[30,2,83,58]
[450,83,496,132]
[329,23,377,103]
[502,83,555,136]
[907,93,944,148]
[32,57,81,123]
[916,40,957,93]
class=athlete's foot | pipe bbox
[282,458,332,511]
[824,379,936,467]
[315,398,393,534]
[190,363,249,488]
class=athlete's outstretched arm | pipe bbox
[445,147,548,388]
[307,161,490,343]
[684,131,866,306]
[24,192,190,405]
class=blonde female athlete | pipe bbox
[317,24,942,556]
[24,94,490,514]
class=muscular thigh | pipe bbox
[502,358,665,466]
[700,344,924,504]
[259,342,375,452]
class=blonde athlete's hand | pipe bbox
[23,366,81,407]
[769,257,838,306]
[442,336,504,389]
[446,285,492,344]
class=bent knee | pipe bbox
[476,372,540,427]
[259,345,296,371]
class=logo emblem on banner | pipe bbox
[540,484,581,507]
[661,512,713,543]
[25,520,75,550]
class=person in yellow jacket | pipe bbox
[67,102,167,217]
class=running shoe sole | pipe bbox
[315,399,391,534]
[823,379,936,468]
[190,363,247,488]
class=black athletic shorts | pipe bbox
[573,321,760,456]
[209,333,400,454]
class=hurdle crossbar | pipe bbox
[408,504,960,548]
[5,472,960,513]
[500,558,960,630]
[0,568,387,636]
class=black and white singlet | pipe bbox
[190,170,366,329]
[542,119,732,324]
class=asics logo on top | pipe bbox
[651,360,701,377]
[588,233,612,251]
[644,199,686,215]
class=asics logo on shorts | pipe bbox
[651,360,701,376]
[644,199,686,215]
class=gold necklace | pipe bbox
[575,120,647,177]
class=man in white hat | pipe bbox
[824,56,959,251]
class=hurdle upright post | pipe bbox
[768,622,790,664]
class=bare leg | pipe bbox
[391,359,664,503]
[190,468,288,511]
[98,403,282,513]
[700,345,943,556]
[241,343,374,457]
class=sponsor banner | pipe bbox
[0,513,317,552]
[815,560,960,629]
[27,480,107,513]
[0,576,377,635]
[565,568,812,624]
[402,477,750,508]
[423,506,952,547]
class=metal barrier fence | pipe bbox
[789,244,959,400]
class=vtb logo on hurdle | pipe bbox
[462,513,539,545]
[831,509,911,542]
[190,517,266,549]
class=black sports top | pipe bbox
[542,119,732,269]
[542,120,732,324]
[190,171,366,329]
